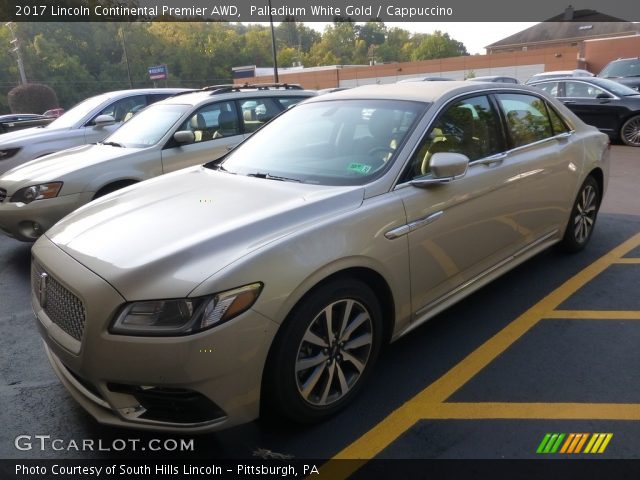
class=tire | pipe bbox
[559,176,600,253]
[620,115,640,147]
[264,279,383,423]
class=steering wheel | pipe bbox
[368,146,395,159]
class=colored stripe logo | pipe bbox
[537,433,613,454]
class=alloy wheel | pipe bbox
[295,299,373,407]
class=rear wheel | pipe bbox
[620,115,640,147]
[559,175,600,252]
[264,279,383,423]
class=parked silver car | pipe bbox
[0,84,314,241]
[0,88,188,175]
[32,82,609,432]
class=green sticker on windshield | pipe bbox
[348,162,372,174]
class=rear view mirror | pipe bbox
[596,93,613,100]
[173,130,195,144]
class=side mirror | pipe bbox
[410,152,469,187]
[93,114,116,127]
[596,93,613,100]
[173,130,195,144]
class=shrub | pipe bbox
[7,83,59,114]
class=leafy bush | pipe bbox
[8,84,59,114]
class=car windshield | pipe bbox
[105,104,190,148]
[46,93,111,129]
[600,59,640,78]
[593,78,640,97]
[218,99,427,186]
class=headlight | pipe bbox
[110,283,263,336]
[11,182,63,204]
[0,148,20,160]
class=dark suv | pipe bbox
[598,58,640,92]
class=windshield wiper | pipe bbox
[246,172,302,183]
[101,141,123,148]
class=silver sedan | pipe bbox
[32,82,609,432]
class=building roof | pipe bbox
[486,8,640,49]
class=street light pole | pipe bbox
[5,22,27,85]
[120,26,133,88]
[267,0,279,83]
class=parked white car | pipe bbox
[0,84,315,241]
[0,88,188,175]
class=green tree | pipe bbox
[410,31,468,61]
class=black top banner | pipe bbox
[2,0,639,22]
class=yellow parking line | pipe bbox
[323,232,640,472]
[614,258,640,264]
[420,402,640,420]
[544,310,640,320]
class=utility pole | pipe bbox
[267,0,279,83]
[5,22,27,85]
[120,26,133,88]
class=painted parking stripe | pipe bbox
[319,232,640,477]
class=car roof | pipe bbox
[161,84,316,106]
[304,81,536,104]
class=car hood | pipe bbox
[0,123,71,147]
[602,76,640,90]
[45,167,365,300]
[0,144,140,192]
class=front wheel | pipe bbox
[620,115,640,147]
[263,279,383,423]
[559,175,600,252]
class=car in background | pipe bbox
[32,81,609,432]
[525,69,594,84]
[0,114,54,134]
[398,76,454,82]
[0,84,315,241]
[43,108,65,118]
[529,76,640,146]
[0,88,189,175]
[467,76,519,84]
[598,57,640,93]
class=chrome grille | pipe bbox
[32,262,86,341]
[0,188,6,203]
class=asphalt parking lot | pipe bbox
[1,146,639,474]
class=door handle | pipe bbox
[562,100,576,105]
[479,153,507,167]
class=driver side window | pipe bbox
[405,95,502,179]
[91,95,147,124]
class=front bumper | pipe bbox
[32,235,279,433]
[0,192,91,241]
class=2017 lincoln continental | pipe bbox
[32,82,609,432]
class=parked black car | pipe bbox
[0,114,53,134]
[598,58,640,93]
[529,77,640,147]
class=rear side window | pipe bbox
[238,98,283,133]
[533,81,560,97]
[496,94,553,148]
[275,96,309,109]
[546,105,570,135]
